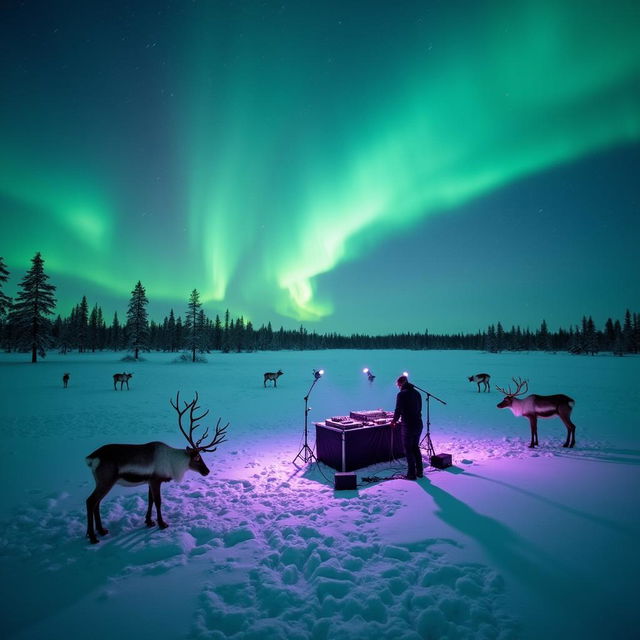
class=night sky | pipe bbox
[1,0,639,334]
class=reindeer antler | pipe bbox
[496,377,529,397]
[170,391,215,449]
[194,417,229,452]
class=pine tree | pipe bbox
[126,281,149,359]
[0,256,12,317]
[76,296,89,352]
[584,316,598,355]
[167,309,177,352]
[197,309,208,353]
[496,322,505,353]
[175,316,184,350]
[622,309,633,354]
[613,320,624,356]
[89,303,100,352]
[110,312,122,350]
[9,252,57,362]
[212,314,222,351]
[222,309,231,353]
[537,319,552,351]
[604,318,615,351]
[185,289,202,362]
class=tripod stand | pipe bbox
[293,374,322,466]
[412,384,447,460]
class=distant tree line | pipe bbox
[1,253,639,361]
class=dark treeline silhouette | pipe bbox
[1,254,639,359]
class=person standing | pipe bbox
[391,375,424,479]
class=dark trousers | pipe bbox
[401,420,424,478]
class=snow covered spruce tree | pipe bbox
[9,252,57,363]
[126,280,149,360]
[185,288,206,362]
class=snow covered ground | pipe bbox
[0,349,638,640]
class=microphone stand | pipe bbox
[411,383,447,460]
[293,376,321,466]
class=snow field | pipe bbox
[0,349,638,640]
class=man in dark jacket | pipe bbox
[391,375,424,479]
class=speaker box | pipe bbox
[334,472,357,490]
[430,453,452,469]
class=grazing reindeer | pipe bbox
[62,373,70,388]
[264,370,284,388]
[113,372,133,390]
[85,391,228,544]
[496,377,576,448]
[468,373,490,392]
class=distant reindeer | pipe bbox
[264,370,284,388]
[85,391,228,544]
[496,377,576,448]
[113,372,133,390]
[468,373,490,392]
[62,373,70,388]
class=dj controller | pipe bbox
[324,409,395,429]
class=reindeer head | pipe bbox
[496,377,528,408]
[170,391,229,476]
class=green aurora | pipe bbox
[1,0,639,332]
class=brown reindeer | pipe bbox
[113,372,133,390]
[496,377,576,448]
[264,370,284,387]
[468,373,490,392]
[85,392,228,544]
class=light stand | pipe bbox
[411,383,447,460]
[293,369,324,466]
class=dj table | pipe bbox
[315,410,405,472]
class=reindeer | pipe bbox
[85,391,228,544]
[62,373,70,388]
[496,377,576,448]
[113,372,133,390]
[264,370,284,387]
[468,373,490,392]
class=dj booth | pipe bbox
[315,410,405,472]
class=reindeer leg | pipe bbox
[149,479,169,529]
[93,495,110,537]
[559,410,577,448]
[145,485,156,527]
[528,415,538,448]
[86,478,115,543]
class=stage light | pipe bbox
[313,368,324,380]
[402,371,409,378]
[363,367,375,381]
[363,368,369,373]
